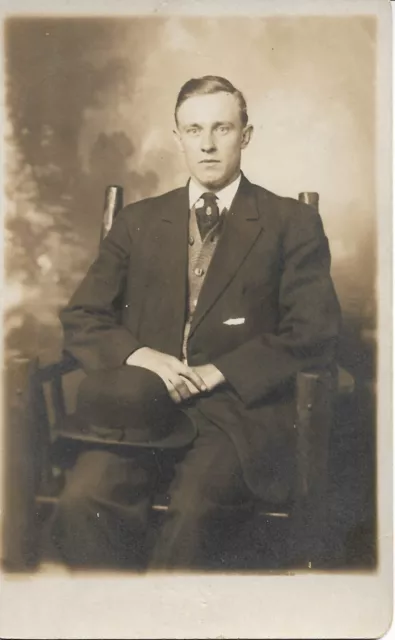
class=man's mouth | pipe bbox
[199,159,220,164]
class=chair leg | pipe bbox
[292,370,334,569]
[3,360,41,571]
[287,499,327,569]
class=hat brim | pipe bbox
[55,409,197,451]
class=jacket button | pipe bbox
[194,267,204,277]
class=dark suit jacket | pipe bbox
[60,174,341,503]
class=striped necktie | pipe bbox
[195,192,220,241]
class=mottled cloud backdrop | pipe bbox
[5,15,376,373]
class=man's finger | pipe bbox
[172,376,193,402]
[182,377,201,396]
[165,379,183,404]
[176,362,207,391]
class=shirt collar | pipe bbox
[188,173,242,213]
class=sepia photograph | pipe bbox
[0,0,392,637]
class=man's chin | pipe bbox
[195,170,226,190]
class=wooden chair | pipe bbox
[2,187,353,572]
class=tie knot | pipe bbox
[201,191,218,206]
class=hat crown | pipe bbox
[75,366,196,448]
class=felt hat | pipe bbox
[60,365,197,450]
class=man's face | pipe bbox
[174,92,253,190]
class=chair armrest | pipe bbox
[37,350,81,383]
[19,352,82,498]
[337,364,355,396]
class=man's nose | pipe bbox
[200,131,216,152]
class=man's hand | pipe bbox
[192,364,226,392]
[126,347,207,404]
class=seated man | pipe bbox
[51,75,341,569]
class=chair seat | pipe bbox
[51,416,292,518]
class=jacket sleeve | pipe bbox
[213,203,341,407]
[59,209,143,371]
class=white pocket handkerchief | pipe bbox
[223,317,245,326]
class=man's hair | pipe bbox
[175,75,248,127]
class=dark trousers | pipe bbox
[50,412,254,570]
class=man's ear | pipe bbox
[173,128,184,153]
[241,124,254,149]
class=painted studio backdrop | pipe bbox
[5,16,377,567]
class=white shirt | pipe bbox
[188,173,242,214]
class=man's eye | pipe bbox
[218,126,230,134]
[187,128,199,135]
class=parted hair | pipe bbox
[175,75,249,126]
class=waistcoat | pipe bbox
[181,205,225,362]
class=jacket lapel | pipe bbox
[189,175,264,339]
[147,185,189,356]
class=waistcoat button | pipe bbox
[189,236,195,246]
[194,267,204,277]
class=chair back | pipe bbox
[100,185,124,242]
[101,188,320,243]
[298,192,319,210]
